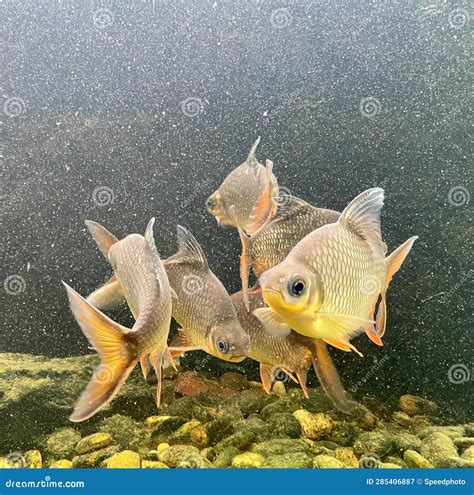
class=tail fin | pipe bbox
[376,236,418,338]
[63,282,137,422]
[311,340,360,414]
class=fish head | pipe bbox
[259,261,322,317]
[206,319,250,362]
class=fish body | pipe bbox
[64,219,173,422]
[231,290,360,413]
[206,137,279,235]
[238,195,340,306]
[256,188,418,355]
[164,226,250,362]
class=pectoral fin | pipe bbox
[253,308,291,337]
[247,160,277,235]
[168,329,201,358]
[259,363,273,394]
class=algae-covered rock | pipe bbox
[231,452,265,468]
[177,452,213,468]
[262,452,313,468]
[379,462,402,468]
[461,445,474,461]
[49,459,73,468]
[164,397,196,419]
[399,395,439,417]
[75,433,113,455]
[24,450,42,468]
[219,373,250,391]
[418,425,465,440]
[251,438,311,457]
[213,430,256,453]
[228,394,275,417]
[157,443,170,454]
[335,447,358,468]
[313,454,345,468]
[392,411,412,427]
[300,388,334,413]
[158,444,200,467]
[233,416,271,442]
[354,430,393,457]
[105,450,141,468]
[260,397,302,420]
[328,422,358,446]
[272,382,287,398]
[385,456,407,468]
[213,447,240,467]
[204,418,234,445]
[141,460,169,468]
[41,428,81,460]
[453,437,474,450]
[267,413,301,439]
[99,415,150,452]
[420,432,459,468]
[145,415,187,436]
[403,450,433,468]
[292,410,332,440]
[168,420,209,449]
[393,432,422,453]
[72,446,120,468]
[0,353,155,452]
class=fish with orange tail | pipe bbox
[64,218,174,422]
[206,137,279,235]
[231,289,359,413]
[255,188,418,355]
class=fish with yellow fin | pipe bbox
[237,194,340,309]
[231,289,360,413]
[64,219,174,422]
[206,137,279,235]
[256,188,418,355]
[88,226,250,364]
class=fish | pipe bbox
[64,218,173,422]
[164,225,250,362]
[231,289,360,413]
[88,225,250,363]
[206,137,279,235]
[255,188,418,355]
[237,194,340,309]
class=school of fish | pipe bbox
[64,138,417,421]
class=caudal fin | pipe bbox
[63,282,137,422]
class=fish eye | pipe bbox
[217,339,229,353]
[289,279,306,297]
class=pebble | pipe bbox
[251,438,311,457]
[399,395,439,417]
[353,430,393,457]
[393,432,421,452]
[213,447,240,468]
[453,437,474,449]
[461,445,474,461]
[231,453,265,468]
[335,447,359,468]
[105,450,141,468]
[72,446,120,468]
[262,452,313,468]
[158,444,200,467]
[42,428,81,460]
[403,450,433,468]
[75,433,113,455]
[168,420,208,449]
[24,450,42,468]
[313,454,345,468]
[141,460,169,468]
[219,372,250,391]
[420,432,459,468]
[292,410,333,440]
[49,459,73,468]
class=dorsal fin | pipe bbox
[85,220,119,259]
[246,136,261,166]
[169,225,209,268]
[268,195,313,226]
[339,188,385,254]
[144,218,160,256]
